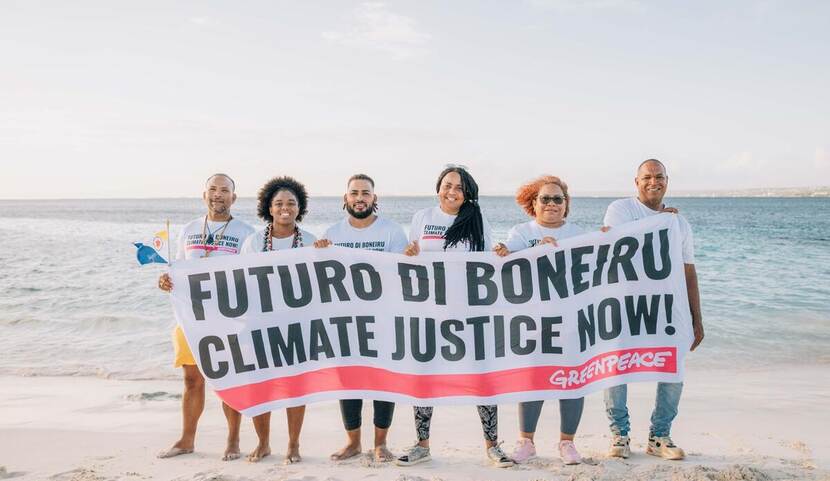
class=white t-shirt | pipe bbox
[323,216,408,253]
[603,197,695,264]
[175,216,255,260]
[241,226,318,253]
[409,206,493,252]
[503,220,586,252]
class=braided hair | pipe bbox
[437,166,485,252]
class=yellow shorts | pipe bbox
[173,325,197,367]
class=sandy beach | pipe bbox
[1,366,827,481]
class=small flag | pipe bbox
[152,230,168,252]
[134,229,169,265]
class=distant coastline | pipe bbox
[575,186,830,198]
[1,186,829,201]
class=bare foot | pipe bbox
[330,443,362,461]
[222,443,241,461]
[284,444,302,464]
[247,444,271,463]
[374,444,395,462]
[157,441,194,459]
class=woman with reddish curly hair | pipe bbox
[494,175,587,466]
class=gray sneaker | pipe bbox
[396,444,431,466]
[486,443,515,468]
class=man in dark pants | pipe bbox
[314,173,408,462]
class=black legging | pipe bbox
[339,399,395,430]
[414,405,498,442]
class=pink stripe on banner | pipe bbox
[217,347,677,412]
[189,245,238,253]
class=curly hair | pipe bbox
[515,175,570,218]
[256,176,309,223]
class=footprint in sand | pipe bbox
[780,440,811,455]
[187,471,243,481]
[393,475,431,481]
[48,467,108,481]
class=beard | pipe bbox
[209,201,228,215]
[346,202,375,219]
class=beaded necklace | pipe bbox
[263,223,302,251]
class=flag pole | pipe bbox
[166,219,172,266]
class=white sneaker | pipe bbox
[608,434,630,458]
[486,443,515,468]
[647,436,685,460]
[395,444,431,466]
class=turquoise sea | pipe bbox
[0,197,828,379]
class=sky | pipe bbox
[1,0,828,199]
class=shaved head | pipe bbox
[205,173,236,192]
[637,158,667,176]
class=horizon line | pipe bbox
[2,192,829,202]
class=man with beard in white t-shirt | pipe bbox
[157,174,270,462]
[314,173,407,462]
[602,159,704,461]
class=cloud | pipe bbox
[189,17,216,26]
[527,0,645,12]
[322,2,431,58]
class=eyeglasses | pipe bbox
[538,195,566,205]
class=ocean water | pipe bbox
[1,197,828,380]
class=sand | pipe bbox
[0,366,828,481]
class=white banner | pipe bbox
[170,214,692,416]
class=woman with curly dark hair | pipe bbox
[396,166,514,469]
[240,176,316,464]
[494,175,586,466]
[242,176,317,252]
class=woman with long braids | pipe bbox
[494,175,586,465]
[395,166,514,468]
[240,176,316,464]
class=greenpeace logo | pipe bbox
[549,349,674,389]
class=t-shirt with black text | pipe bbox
[408,206,493,252]
[175,216,254,260]
[323,216,408,253]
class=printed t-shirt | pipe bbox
[603,197,695,263]
[323,216,408,253]
[172,215,253,366]
[503,220,586,252]
[409,206,493,252]
[175,216,254,260]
